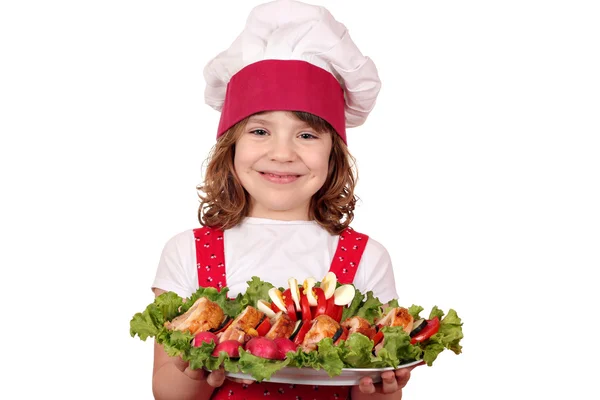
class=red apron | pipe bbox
[193,226,369,400]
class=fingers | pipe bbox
[381,371,399,393]
[358,376,376,394]
[183,366,206,381]
[394,368,412,389]
[227,377,255,385]
[206,368,226,387]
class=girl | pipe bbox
[150,1,420,399]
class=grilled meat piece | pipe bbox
[219,306,264,343]
[376,307,414,333]
[265,312,296,340]
[301,314,341,352]
[164,297,224,335]
[341,316,377,339]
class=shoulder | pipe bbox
[160,229,196,252]
[345,228,390,260]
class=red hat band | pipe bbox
[217,59,346,143]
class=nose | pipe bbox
[267,135,297,162]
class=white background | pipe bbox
[1,0,599,399]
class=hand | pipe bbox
[184,366,254,387]
[357,362,424,396]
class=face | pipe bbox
[234,111,333,220]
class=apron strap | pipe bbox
[328,227,369,284]
[193,226,226,290]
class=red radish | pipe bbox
[245,337,281,360]
[211,340,242,358]
[273,337,298,359]
[193,331,219,347]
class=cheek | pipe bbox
[307,152,331,178]
[233,143,255,171]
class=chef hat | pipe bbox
[203,0,381,144]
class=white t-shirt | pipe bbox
[152,217,399,304]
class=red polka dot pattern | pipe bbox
[193,226,226,291]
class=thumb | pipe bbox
[206,368,226,388]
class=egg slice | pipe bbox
[303,277,318,306]
[321,271,337,299]
[257,299,277,319]
[333,284,356,306]
[288,278,301,309]
[268,288,287,312]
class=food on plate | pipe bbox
[164,297,224,335]
[300,314,341,352]
[212,340,242,358]
[130,274,464,382]
[273,337,298,357]
[193,331,219,347]
[245,337,282,360]
[264,311,296,340]
[377,306,414,333]
[219,306,264,342]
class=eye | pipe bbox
[249,129,268,136]
[299,132,318,140]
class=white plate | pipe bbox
[226,360,423,386]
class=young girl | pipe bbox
[150,1,420,399]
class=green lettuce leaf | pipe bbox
[130,303,162,340]
[408,305,424,320]
[186,341,216,370]
[341,287,363,321]
[316,338,345,376]
[184,286,242,317]
[355,291,384,324]
[341,333,375,368]
[154,292,184,321]
[238,350,289,382]
[341,289,383,324]
[428,306,445,320]
[420,308,464,365]
[238,277,274,310]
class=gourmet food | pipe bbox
[130,274,463,382]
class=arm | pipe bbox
[152,288,224,400]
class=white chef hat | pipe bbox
[203,0,381,144]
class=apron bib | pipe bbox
[193,226,369,400]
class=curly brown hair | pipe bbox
[196,111,358,235]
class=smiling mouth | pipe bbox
[259,172,301,178]
[258,171,302,184]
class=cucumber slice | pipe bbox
[409,319,426,337]
[289,320,303,340]
[332,327,344,342]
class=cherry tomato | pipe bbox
[255,317,271,336]
[410,317,440,344]
[293,321,313,346]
